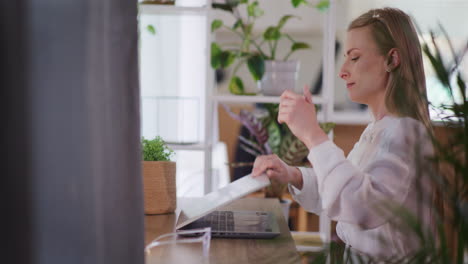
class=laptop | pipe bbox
[175,174,281,239]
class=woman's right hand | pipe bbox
[251,154,303,190]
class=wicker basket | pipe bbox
[142,161,176,215]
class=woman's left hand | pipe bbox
[278,85,328,149]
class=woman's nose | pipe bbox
[339,69,349,80]
[339,64,349,80]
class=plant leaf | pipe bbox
[247,54,265,81]
[229,76,245,94]
[232,19,242,30]
[220,50,236,68]
[226,0,241,5]
[291,0,307,8]
[146,25,156,35]
[241,38,251,53]
[238,109,269,146]
[211,19,223,32]
[267,121,281,154]
[238,135,264,155]
[221,104,270,149]
[263,26,281,41]
[279,132,309,166]
[291,42,310,52]
[315,0,330,11]
[141,136,174,161]
[319,122,336,134]
[247,1,264,18]
[240,143,262,157]
[210,43,222,68]
[278,15,296,29]
[244,23,253,35]
[212,2,236,12]
[457,72,466,101]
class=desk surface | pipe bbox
[145,197,301,264]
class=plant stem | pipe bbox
[223,25,244,40]
[283,51,293,61]
[285,33,294,41]
[283,34,295,60]
[267,40,273,59]
[252,40,266,57]
[271,38,278,60]
[232,59,245,77]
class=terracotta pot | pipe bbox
[142,161,176,214]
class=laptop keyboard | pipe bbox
[201,211,234,231]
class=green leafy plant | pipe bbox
[223,103,335,200]
[211,0,329,95]
[418,24,467,264]
[141,136,174,161]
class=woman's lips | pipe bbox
[346,82,355,89]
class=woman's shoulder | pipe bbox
[379,116,427,137]
[376,116,432,156]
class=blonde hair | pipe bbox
[349,8,431,130]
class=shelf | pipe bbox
[167,142,210,151]
[213,94,327,104]
[139,3,209,15]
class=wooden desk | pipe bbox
[145,197,301,264]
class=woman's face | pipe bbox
[339,26,388,105]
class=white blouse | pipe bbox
[289,116,434,259]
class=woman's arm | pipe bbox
[288,167,323,214]
[310,118,432,229]
[252,155,324,214]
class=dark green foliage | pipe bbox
[229,76,245,94]
[141,136,174,161]
[279,131,309,166]
[247,54,265,81]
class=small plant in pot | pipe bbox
[141,136,177,215]
[211,0,329,95]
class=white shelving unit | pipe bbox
[209,0,338,247]
[139,0,338,249]
[140,4,209,15]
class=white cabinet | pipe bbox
[139,0,337,247]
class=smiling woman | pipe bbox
[251,7,436,261]
[340,26,395,115]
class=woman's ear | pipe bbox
[386,48,400,72]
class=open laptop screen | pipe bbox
[176,174,270,230]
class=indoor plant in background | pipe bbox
[211,0,329,95]
[141,136,177,215]
[223,103,335,221]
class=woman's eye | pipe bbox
[351,57,359,61]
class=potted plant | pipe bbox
[223,103,335,220]
[141,136,177,215]
[211,0,329,95]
